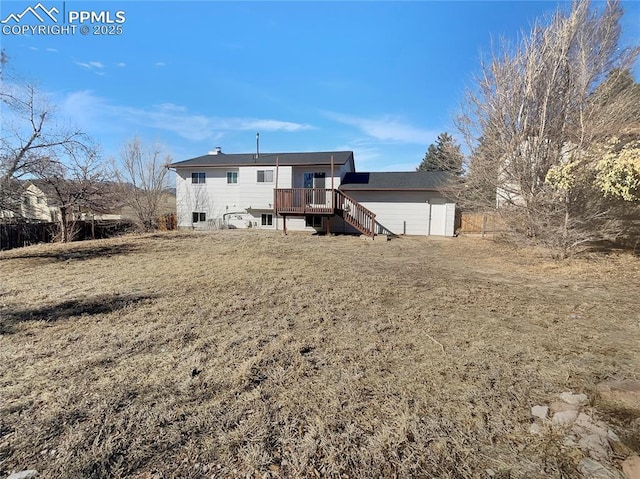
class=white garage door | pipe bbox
[429,199,447,235]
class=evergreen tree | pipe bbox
[417,132,463,174]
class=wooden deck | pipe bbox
[273,188,377,238]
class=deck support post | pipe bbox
[326,217,330,236]
[283,215,287,235]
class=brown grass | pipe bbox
[1,231,639,478]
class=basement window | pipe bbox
[305,216,322,228]
[191,172,206,184]
[261,214,273,226]
[192,212,206,223]
[257,170,274,183]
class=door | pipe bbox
[429,198,446,236]
[304,172,326,205]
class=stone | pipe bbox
[578,458,625,479]
[550,401,580,414]
[7,472,38,479]
[596,380,640,415]
[552,409,579,424]
[560,392,589,406]
[622,455,640,479]
[610,439,634,458]
[578,433,611,461]
[531,405,549,420]
[574,413,610,437]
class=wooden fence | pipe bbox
[459,212,506,236]
[0,220,135,251]
[157,213,177,231]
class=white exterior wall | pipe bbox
[291,164,346,189]
[344,190,456,237]
[176,165,297,229]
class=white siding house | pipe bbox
[169,150,457,237]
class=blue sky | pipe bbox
[1,1,639,172]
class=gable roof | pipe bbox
[339,171,453,191]
[168,151,354,168]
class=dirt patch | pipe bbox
[0,231,638,478]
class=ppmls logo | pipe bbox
[1,3,59,23]
[1,2,126,36]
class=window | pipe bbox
[227,171,238,184]
[305,216,322,228]
[257,170,274,183]
[261,214,273,226]
[192,212,206,223]
[191,172,206,184]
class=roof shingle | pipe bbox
[169,151,354,168]
[340,171,453,190]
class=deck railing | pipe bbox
[334,190,376,238]
[274,188,334,214]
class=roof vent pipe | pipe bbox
[255,132,259,161]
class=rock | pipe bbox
[622,455,640,479]
[578,458,625,479]
[596,380,640,416]
[574,413,610,437]
[531,405,549,420]
[607,429,621,442]
[7,472,38,479]
[560,392,589,406]
[579,433,611,461]
[550,401,581,414]
[610,438,634,458]
[552,409,579,424]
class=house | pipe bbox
[168,148,457,237]
[0,180,162,224]
[0,182,58,222]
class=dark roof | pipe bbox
[168,151,354,168]
[339,171,453,191]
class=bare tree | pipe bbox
[112,137,171,231]
[457,0,639,256]
[32,152,108,242]
[1,63,94,219]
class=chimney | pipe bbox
[209,147,222,155]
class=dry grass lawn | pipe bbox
[1,231,639,478]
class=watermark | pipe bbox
[1,2,126,36]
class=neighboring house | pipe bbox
[0,180,134,223]
[169,149,457,237]
[0,182,58,222]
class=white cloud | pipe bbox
[75,60,104,70]
[116,62,126,67]
[155,62,166,68]
[46,48,58,53]
[29,46,38,51]
[324,111,435,144]
[59,92,313,142]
